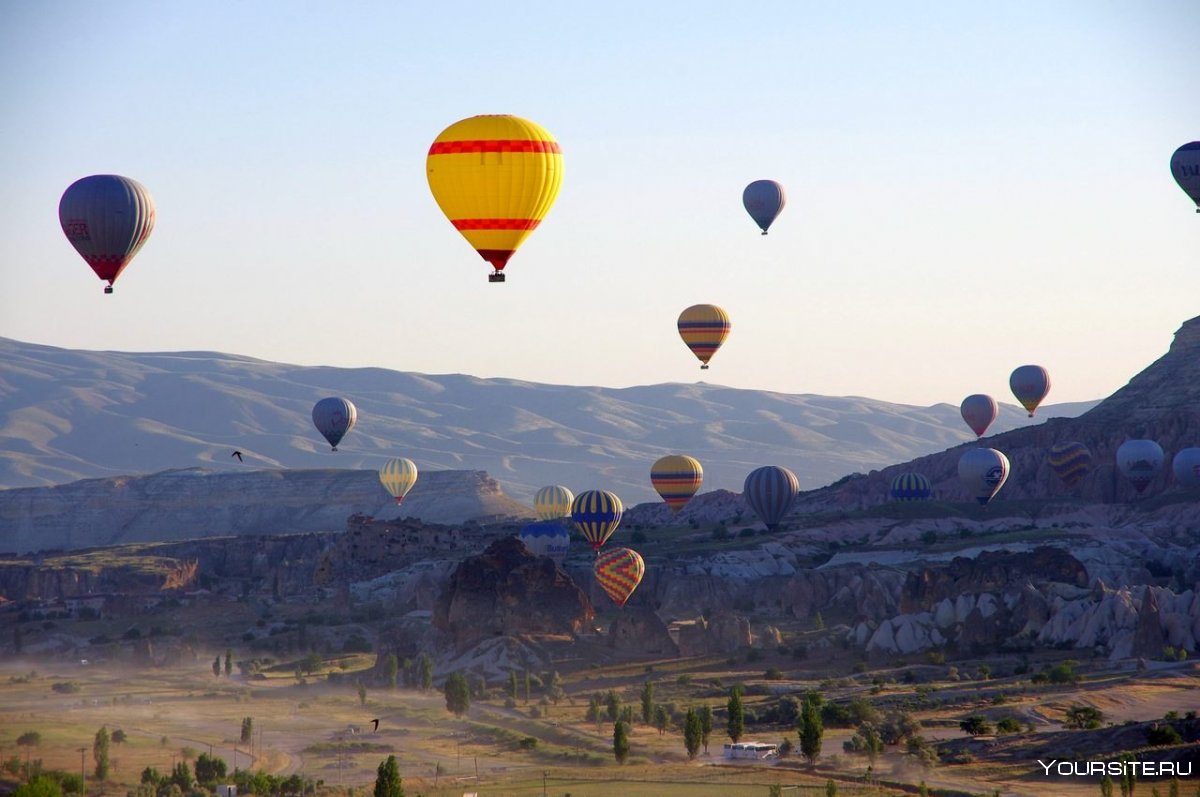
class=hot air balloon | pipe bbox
[742,180,786,234]
[1047,442,1092,488]
[518,520,571,564]
[1116,439,1164,494]
[959,394,997,438]
[571,489,624,553]
[1009,365,1051,417]
[958,448,1010,506]
[1170,142,1200,212]
[533,485,574,521]
[59,175,156,294]
[1172,447,1200,488]
[678,304,731,369]
[312,397,357,451]
[890,472,932,501]
[379,457,418,504]
[650,454,703,513]
[743,465,799,531]
[426,115,563,282]
[594,546,645,607]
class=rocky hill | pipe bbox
[0,467,530,553]
[796,315,1200,510]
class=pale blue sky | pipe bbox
[2,1,1197,407]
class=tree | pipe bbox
[799,690,823,765]
[301,652,322,675]
[213,656,221,678]
[548,671,564,705]
[825,780,838,797]
[444,672,470,718]
[813,611,825,630]
[653,705,669,736]
[727,687,745,743]
[111,729,127,745]
[977,663,991,680]
[1100,774,1114,797]
[170,761,193,791]
[358,681,367,706]
[959,715,992,736]
[385,654,399,691]
[699,705,714,753]
[683,708,702,759]
[879,711,920,745]
[16,732,41,747]
[225,649,232,677]
[1065,705,1104,730]
[13,775,63,797]
[523,669,531,704]
[509,670,519,702]
[373,754,404,797]
[640,680,654,724]
[613,721,630,764]
[605,690,621,723]
[194,753,227,787]
[241,717,254,744]
[1118,753,1135,797]
[419,653,433,691]
[93,726,110,781]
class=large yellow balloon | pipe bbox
[426,115,563,282]
[379,458,418,505]
[678,304,731,369]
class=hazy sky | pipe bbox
[2,2,1197,407]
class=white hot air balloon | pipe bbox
[379,458,418,504]
[958,448,1010,506]
[1116,439,1164,494]
[1172,447,1200,488]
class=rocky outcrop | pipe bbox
[0,468,531,553]
[431,537,593,653]
[608,606,679,656]
[900,547,1089,613]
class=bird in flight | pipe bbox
[231,451,244,463]
[371,718,380,732]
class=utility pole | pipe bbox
[78,747,86,787]
[542,770,548,797]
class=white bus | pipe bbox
[723,742,778,760]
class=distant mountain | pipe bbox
[0,337,1093,503]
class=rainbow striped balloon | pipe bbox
[677,304,731,369]
[650,454,703,513]
[594,547,645,607]
[889,472,932,501]
[1047,442,1092,488]
[571,489,624,552]
[426,115,563,281]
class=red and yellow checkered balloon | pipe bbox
[594,547,644,608]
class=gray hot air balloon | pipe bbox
[1172,447,1200,488]
[958,447,1010,506]
[1170,142,1200,212]
[743,465,799,530]
[59,175,156,294]
[1115,439,1163,494]
[312,397,357,451]
[742,180,786,234]
[960,394,998,438]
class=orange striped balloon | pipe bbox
[678,304,731,369]
[650,454,703,513]
[594,547,645,608]
[426,115,563,282]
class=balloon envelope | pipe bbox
[960,394,998,438]
[890,472,932,501]
[594,547,645,607]
[533,485,574,521]
[426,115,563,279]
[312,397,357,451]
[650,454,703,513]
[1170,141,1200,210]
[59,175,156,291]
[519,521,571,565]
[742,180,786,234]
[743,465,799,530]
[379,458,418,504]
[958,448,1010,505]
[1047,442,1092,488]
[571,489,624,552]
[1172,447,1200,488]
[678,304,731,369]
[1116,439,1164,494]
[1010,365,1051,417]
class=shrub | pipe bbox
[1145,724,1182,746]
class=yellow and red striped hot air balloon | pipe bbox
[678,304,731,369]
[650,454,703,513]
[426,115,563,283]
[594,547,645,608]
[379,457,418,505]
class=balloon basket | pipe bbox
[488,272,506,283]
[104,285,113,294]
